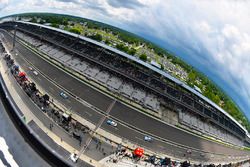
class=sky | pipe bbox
[0,0,250,119]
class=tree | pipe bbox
[104,39,110,45]
[51,23,59,28]
[213,94,220,104]
[188,71,196,84]
[139,54,147,61]
[62,18,68,25]
[116,44,128,53]
[128,48,136,55]
[160,63,164,70]
[69,27,81,34]
[30,17,37,23]
[88,33,102,41]
[93,34,102,41]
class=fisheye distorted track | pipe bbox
[0,19,250,167]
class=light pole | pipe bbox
[12,25,18,49]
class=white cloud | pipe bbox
[0,0,249,117]
[195,21,213,34]
[105,0,250,116]
[0,0,9,11]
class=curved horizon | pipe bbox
[0,1,249,120]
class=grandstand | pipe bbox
[1,21,249,147]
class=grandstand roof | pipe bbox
[17,20,248,134]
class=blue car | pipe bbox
[60,92,68,99]
[107,119,117,127]
[144,136,153,142]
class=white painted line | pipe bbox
[0,137,19,167]
[158,145,165,149]
[85,111,92,117]
[0,159,5,167]
[135,137,143,141]
[16,94,22,100]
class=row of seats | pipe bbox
[179,111,243,146]
[16,31,161,112]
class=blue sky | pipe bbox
[0,0,250,120]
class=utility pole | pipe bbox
[12,25,18,49]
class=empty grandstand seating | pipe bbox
[15,30,162,112]
[179,110,243,146]
[5,22,246,147]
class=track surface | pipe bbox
[1,30,250,160]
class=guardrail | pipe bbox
[0,73,73,167]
